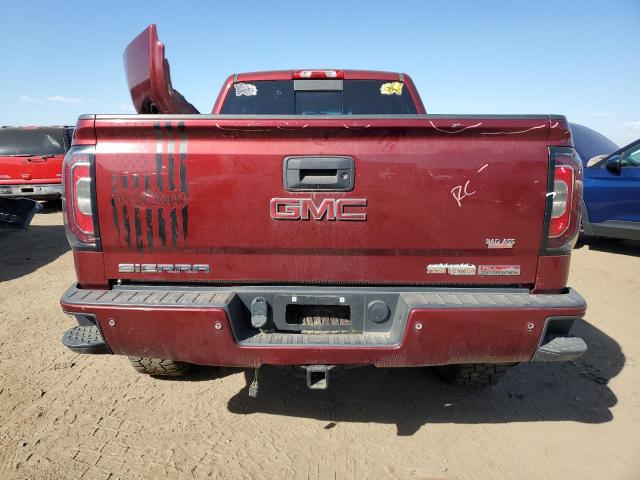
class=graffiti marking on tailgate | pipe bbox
[479,123,547,136]
[450,163,488,207]
[428,120,482,134]
[451,180,476,207]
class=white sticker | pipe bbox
[426,263,477,275]
[448,264,476,276]
[234,83,257,97]
[426,264,448,274]
[478,265,521,276]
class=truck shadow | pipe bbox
[0,224,70,283]
[156,365,239,382]
[576,237,640,256]
[225,319,623,436]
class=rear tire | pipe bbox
[436,363,514,388]
[128,357,192,377]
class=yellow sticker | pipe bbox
[380,82,404,95]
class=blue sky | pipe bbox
[1,0,639,146]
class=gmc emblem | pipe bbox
[270,198,367,221]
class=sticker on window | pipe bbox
[380,82,404,95]
[234,83,258,97]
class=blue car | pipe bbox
[571,123,640,241]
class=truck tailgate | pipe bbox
[92,115,564,286]
[0,155,63,185]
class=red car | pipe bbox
[0,126,71,199]
[60,25,586,392]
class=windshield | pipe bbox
[221,80,418,115]
[0,128,66,156]
[570,123,619,164]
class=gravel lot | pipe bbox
[1,206,639,479]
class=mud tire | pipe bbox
[128,357,192,376]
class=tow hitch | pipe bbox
[305,365,333,390]
[248,365,336,398]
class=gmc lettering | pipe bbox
[270,198,367,221]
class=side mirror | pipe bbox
[605,154,622,174]
[586,154,608,168]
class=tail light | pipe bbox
[62,145,100,250]
[542,147,583,254]
[293,70,344,79]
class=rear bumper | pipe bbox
[60,285,587,367]
[0,183,62,199]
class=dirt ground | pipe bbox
[0,206,639,480]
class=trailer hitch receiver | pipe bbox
[306,365,331,390]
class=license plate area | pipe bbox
[273,294,362,333]
[286,304,352,333]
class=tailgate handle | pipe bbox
[283,156,354,191]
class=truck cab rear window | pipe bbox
[0,128,66,156]
[295,91,342,115]
[221,80,417,115]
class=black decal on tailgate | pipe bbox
[178,121,188,194]
[134,208,143,251]
[158,208,166,247]
[146,208,153,248]
[170,208,178,248]
[122,205,131,248]
[167,124,175,192]
[153,122,164,191]
[109,122,190,250]
[110,198,120,238]
[181,205,188,242]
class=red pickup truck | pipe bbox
[0,126,72,230]
[0,126,71,199]
[60,25,586,392]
